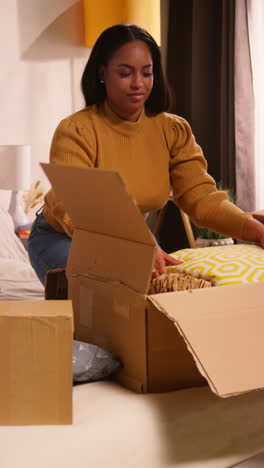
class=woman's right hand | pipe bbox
[242,216,264,247]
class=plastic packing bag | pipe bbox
[73,340,121,384]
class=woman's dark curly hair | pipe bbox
[81,24,174,114]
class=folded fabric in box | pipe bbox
[169,244,264,286]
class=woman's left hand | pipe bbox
[153,247,184,277]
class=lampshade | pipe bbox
[0,145,31,231]
[83,0,161,47]
[0,145,31,191]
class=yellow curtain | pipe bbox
[83,0,160,47]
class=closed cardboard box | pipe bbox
[0,300,73,425]
[43,164,264,397]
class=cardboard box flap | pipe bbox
[66,230,155,294]
[41,163,155,246]
[148,282,264,397]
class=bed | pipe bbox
[1,382,264,468]
[1,207,264,468]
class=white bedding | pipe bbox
[1,381,264,468]
[0,207,44,300]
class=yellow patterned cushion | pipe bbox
[169,244,264,286]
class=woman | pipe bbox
[28,24,264,285]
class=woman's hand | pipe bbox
[242,216,264,247]
[153,247,184,277]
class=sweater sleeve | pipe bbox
[44,115,97,237]
[164,114,250,240]
[50,116,97,168]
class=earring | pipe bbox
[100,79,104,84]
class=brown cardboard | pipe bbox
[42,163,264,397]
[42,163,156,295]
[45,268,68,300]
[0,300,73,425]
[149,284,264,396]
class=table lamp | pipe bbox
[0,145,31,231]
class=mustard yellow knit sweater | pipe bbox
[43,101,249,239]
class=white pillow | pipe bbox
[0,208,44,300]
[0,258,44,300]
[170,244,264,286]
[0,207,29,263]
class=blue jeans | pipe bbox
[28,211,72,285]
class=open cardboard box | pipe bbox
[42,163,264,397]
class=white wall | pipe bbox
[0,0,90,213]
